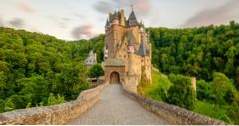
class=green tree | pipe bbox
[4,98,15,111]
[0,99,4,112]
[166,74,196,110]
[88,64,104,78]
[196,80,213,101]
[211,72,235,105]
[55,63,89,100]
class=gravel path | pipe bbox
[68,84,168,125]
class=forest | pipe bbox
[1,21,239,123]
[149,21,239,86]
[0,27,103,112]
[145,21,239,124]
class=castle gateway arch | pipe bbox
[110,71,120,84]
[104,58,126,84]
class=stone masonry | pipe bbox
[103,9,152,93]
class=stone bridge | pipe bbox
[68,84,167,125]
[0,83,225,125]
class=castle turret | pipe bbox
[105,19,110,32]
[128,9,139,27]
[119,9,126,26]
[138,41,147,57]
[103,8,152,93]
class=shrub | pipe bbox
[88,64,104,78]
[166,74,196,110]
[7,95,31,109]
[196,79,213,101]
[4,98,15,111]
[47,93,64,105]
[211,72,235,105]
[0,99,4,112]
[143,70,172,101]
[228,102,239,124]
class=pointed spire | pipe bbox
[128,5,139,26]
[138,41,147,56]
[105,18,109,27]
[131,4,134,11]
[140,20,145,28]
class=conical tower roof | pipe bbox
[138,41,147,56]
[105,19,109,27]
[128,9,139,26]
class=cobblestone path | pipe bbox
[68,84,168,125]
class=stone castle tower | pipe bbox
[103,9,152,93]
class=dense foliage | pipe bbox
[88,64,104,78]
[195,72,239,123]
[144,21,239,123]
[166,74,196,110]
[0,27,100,112]
[148,21,239,89]
[143,69,172,101]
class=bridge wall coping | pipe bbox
[0,84,106,125]
[123,88,225,125]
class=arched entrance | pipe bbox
[110,72,120,84]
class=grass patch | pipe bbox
[143,69,172,100]
[193,100,232,123]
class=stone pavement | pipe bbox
[67,84,168,125]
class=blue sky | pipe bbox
[0,0,238,40]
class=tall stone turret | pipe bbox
[103,8,152,93]
[127,32,136,76]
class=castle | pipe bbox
[103,9,152,93]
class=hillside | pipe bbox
[0,27,104,112]
[149,21,239,86]
[1,21,239,123]
[146,21,239,124]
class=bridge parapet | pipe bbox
[0,84,106,125]
[123,87,225,125]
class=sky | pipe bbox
[0,0,239,40]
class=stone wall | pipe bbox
[123,88,225,125]
[0,84,106,125]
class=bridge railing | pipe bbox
[0,84,106,125]
[123,88,225,125]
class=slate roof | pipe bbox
[128,10,139,26]
[105,19,109,27]
[137,41,147,56]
